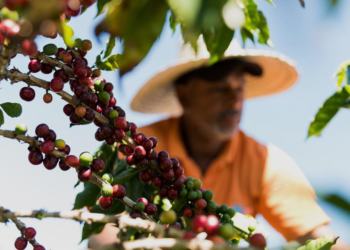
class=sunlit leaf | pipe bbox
[240,27,255,47]
[96,0,111,17]
[333,61,350,88]
[297,236,338,250]
[257,11,272,46]
[61,21,74,47]
[308,87,350,138]
[112,167,144,185]
[103,35,116,59]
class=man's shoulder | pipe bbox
[238,130,267,155]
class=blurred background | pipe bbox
[1,0,350,249]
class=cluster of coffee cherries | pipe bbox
[24,123,71,171]
[14,227,45,250]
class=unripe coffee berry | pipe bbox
[102,173,113,184]
[101,183,113,198]
[159,210,177,224]
[193,179,202,189]
[79,152,93,167]
[135,202,145,212]
[203,190,213,201]
[186,181,194,190]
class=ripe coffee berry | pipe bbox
[81,39,92,51]
[160,158,173,171]
[78,167,92,182]
[170,222,182,230]
[142,139,153,152]
[83,108,95,122]
[163,169,175,181]
[130,122,137,134]
[14,237,28,250]
[183,207,194,218]
[43,155,58,170]
[44,130,56,142]
[139,169,153,183]
[54,69,69,83]
[63,104,75,116]
[158,187,168,198]
[58,51,72,63]
[59,159,70,171]
[43,93,52,103]
[158,151,169,161]
[249,233,266,249]
[144,203,157,215]
[191,215,207,232]
[99,125,113,137]
[135,158,148,168]
[134,146,146,159]
[20,87,35,101]
[41,63,52,74]
[172,178,185,190]
[50,77,64,92]
[147,149,157,160]
[24,227,36,239]
[40,140,55,154]
[114,117,127,130]
[95,130,105,141]
[74,66,87,78]
[195,199,207,209]
[75,106,86,117]
[171,158,180,167]
[99,196,113,210]
[204,215,220,236]
[126,154,137,165]
[136,197,148,206]
[112,184,126,199]
[114,128,125,141]
[152,175,164,187]
[105,136,115,145]
[168,188,178,200]
[148,137,158,148]
[33,245,46,250]
[174,166,184,177]
[28,150,43,165]
[130,210,142,219]
[28,59,42,73]
[70,112,82,124]
[91,158,105,173]
[104,82,114,92]
[65,155,79,167]
[182,231,197,240]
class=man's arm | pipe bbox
[297,225,349,250]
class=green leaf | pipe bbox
[333,60,350,88]
[322,194,350,215]
[0,103,22,117]
[73,181,100,210]
[96,0,111,17]
[69,120,92,127]
[126,174,144,202]
[0,109,4,127]
[115,159,127,176]
[112,167,144,185]
[203,24,234,65]
[61,21,74,47]
[81,222,105,242]
[308,87,350,138]
[169,10,178,33]
[240,27,255,47]
[265,0,275,6]
[297,236,338,250]
[257,11,272,46]
[103,35,116,59]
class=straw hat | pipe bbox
[131,38,299,115]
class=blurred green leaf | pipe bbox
[0,110,4,127]
[334,61,350,88]
[0,103,22,117]
[73,181,100,210]
[203,24,234,65]
[112,167,144,185]
[61,21,74,47]
[322,194,350,215]
[308,87,350,138]
[240,27,255,47]
[96,0,111,16]
[126,174,144,202]
[81,222,105,242]
[169,10,178,33]
[103,35,116,59]
[265,0,275,6]
[167,0,201,26]
[297,236,338,250]
[257,11,272,46]
[70,119,92,127]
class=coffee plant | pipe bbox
[0,0,340,249]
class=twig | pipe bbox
[0,207,40,247]
[0,209,179,238]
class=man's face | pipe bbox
[176,70,245,140]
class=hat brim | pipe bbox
[131,50,299,115]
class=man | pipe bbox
[89,40,348,248]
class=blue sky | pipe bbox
[1,0,350,249]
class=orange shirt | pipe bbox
[138,117,330,241]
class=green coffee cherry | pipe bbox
[43,44,58,55]
[1,7,19,21]
[74,38,82,48]
[179,188,188,197]
[135,202,145,212]
[231,237,240,244]
[203,190,213,201]
[94,79,105,91]
[160,210,177,224]
[98,91,110,102]
[219,223,235,240]
[101,183,113,198]
[102,173,114,184]
[186,177,193,182]
[125,131,131,136]
[196,189,202,199]
[193,178,202,189]
[109,110,119,119]
[15,123,27,135]
[222,213,231,222]
[187,190,197,200]
[186,181,194,190]
[227,208,236,218]
[219,204,228,214]
[79,152,93,167]
[248,224,256,232]
[207,201,217,214]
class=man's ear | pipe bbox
[175,83,192,108]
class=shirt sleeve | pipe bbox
[257,144,330,241]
